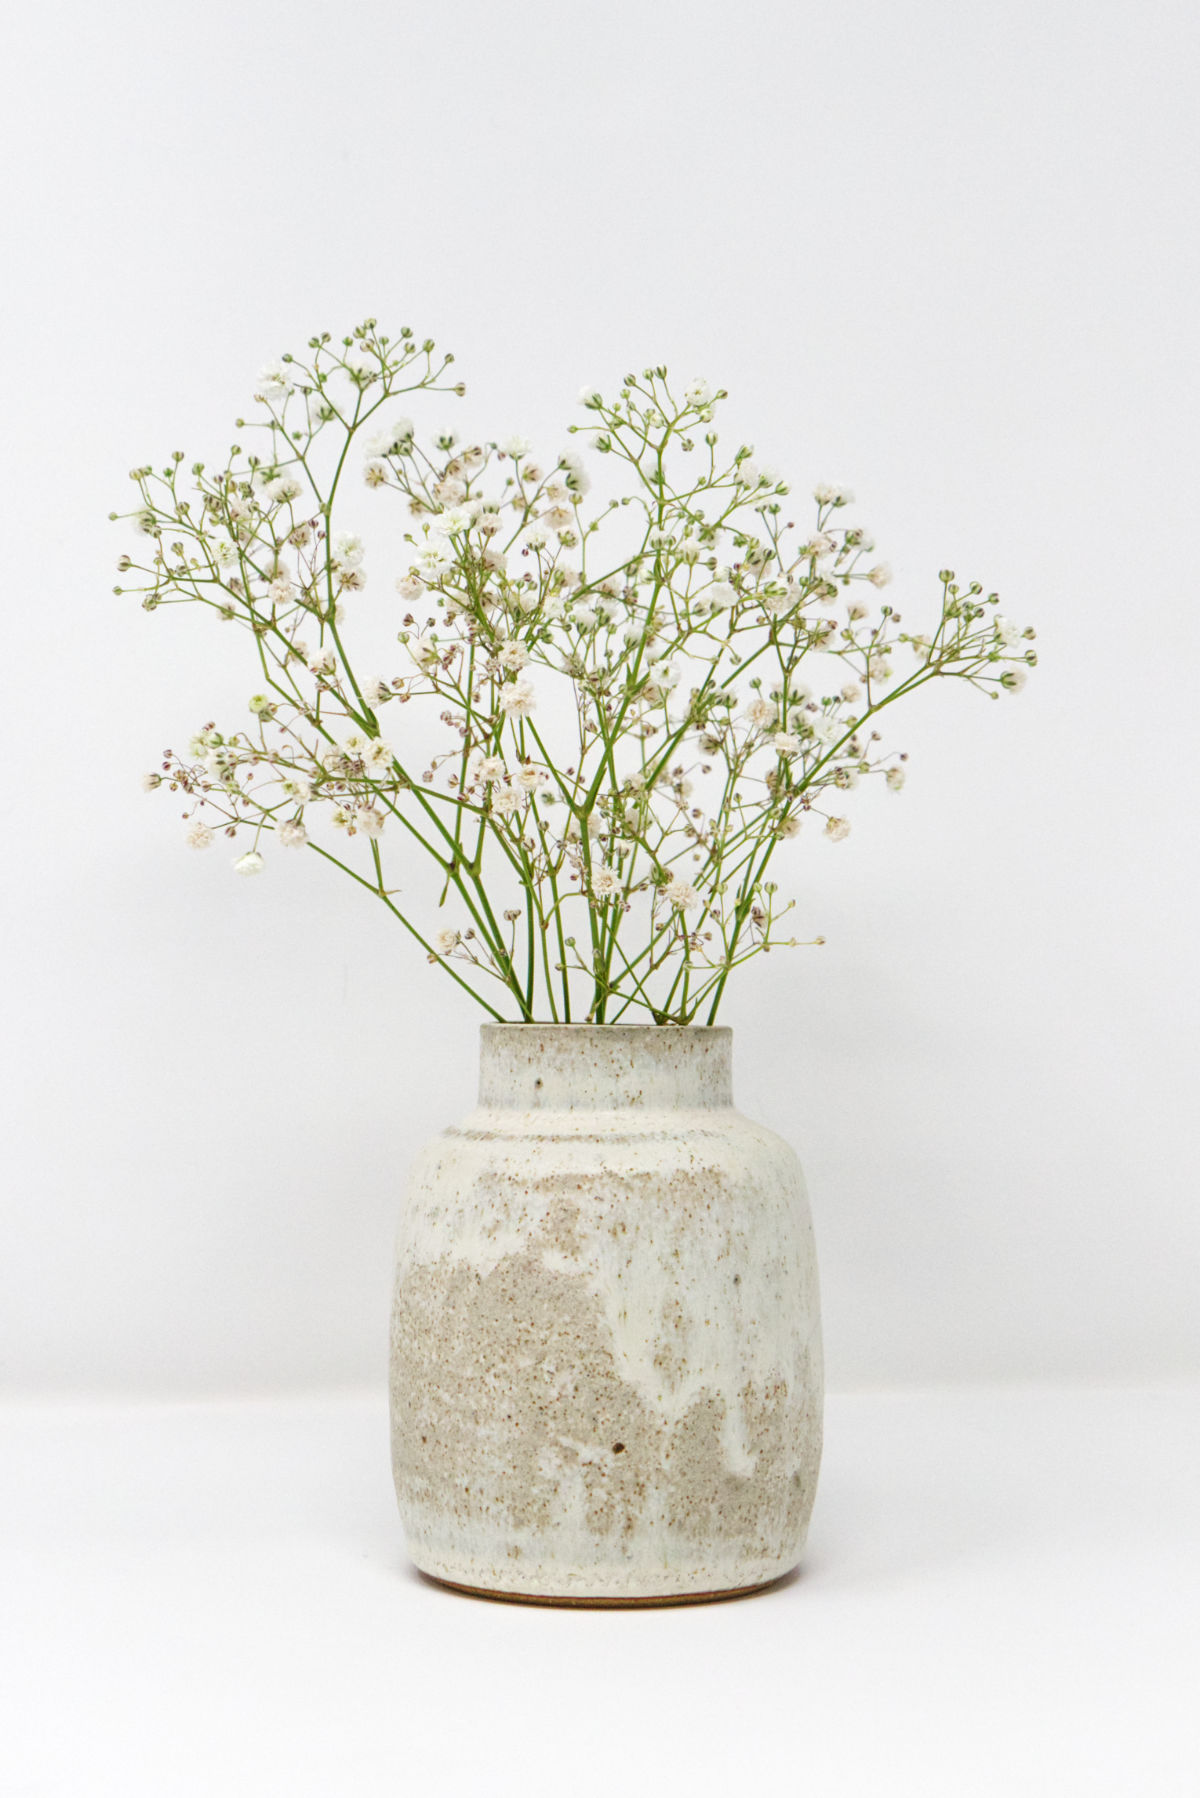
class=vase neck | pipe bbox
[477,1025,733,1111]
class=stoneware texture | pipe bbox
[389,1025,823,1604]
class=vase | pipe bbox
[389,1024,823,1604]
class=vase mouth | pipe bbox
[477,1023,734,1110]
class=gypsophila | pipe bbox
[117,318,1035,1023]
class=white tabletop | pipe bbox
[3,1383,1196,1797]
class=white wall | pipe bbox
[2,0,1196,1396]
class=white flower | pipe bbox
[362,740,394,774]
[278,820,309,848]
[358,807,385,837]
[256,360,293,401]
[364,459,390,487]
[268,575,295,605]
[810,715,841,746]
[476,755,506,784]
[1001,667,1028,693]
[491,784,524,815]
[735,460,762,488]
[414,536,453,581]
[591,868,620,897]
[496,641,529,671]
[368,416,414,457]
[499,680,536,717]
[886,766,906,792]
[774,731,801,756]
[578,387,604,408]
[684,378,714,407]
[703,580,737,611]
[433,927,460,955]
[558,449,590,496]
[186,821,214,850]
[406,635,439,668]
[482,544,507,574]
[233,850,265,874]
[282,772,313,802]
[804,533,837,561]
[142,772,162,792]
[435,476,467,506]
[840,681,863,705]
[435,504,475,536]
[994,614,1022,649]
[395,573,426,603]
[824,817,851,842]
[515,765,546,793]
[522,522,551,552]
[777,815,802,839]
[343,345,376,379]
[867,654,893,684]
[332,532,365,571]
[307,646,337,676]
[362,677,392,707]
[648,659,681,691]
[745,698,776,728]
[868,563,893,588]
[664,876,700,910]
[265,472,304,505]
[502,434,532,457]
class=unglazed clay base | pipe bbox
[420,1567,798,1607]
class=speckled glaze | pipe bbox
[389,1025,822,1603]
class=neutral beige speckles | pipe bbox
[389,1026,823,1602]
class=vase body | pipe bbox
[389,1025,822,1603]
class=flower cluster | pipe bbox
[115,320,1036,1023]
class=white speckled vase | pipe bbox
[389,1025,822,1605]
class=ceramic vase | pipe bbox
[389,1024,822,1604]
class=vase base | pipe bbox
[418,1567,799,1608]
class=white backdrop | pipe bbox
[2,0,1196,1399]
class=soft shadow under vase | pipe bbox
[389,1024,822,1604]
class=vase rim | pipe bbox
[476,1021,734,1109]
[480,1022,731,1033]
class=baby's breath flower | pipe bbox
[664,876,700,910]
[123,316,1032,1026]
[414,537,453,581]
[498,680,536,717]
[491,784,524,816]
[265,472,303,505]
[256,360,293,401]
[142,772,162,792]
